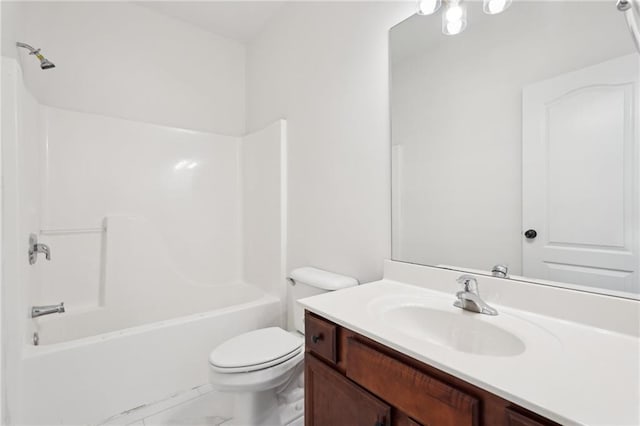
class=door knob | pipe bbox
[524,229,537,239]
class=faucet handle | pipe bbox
[28,234,51,264]
[456,274,478,292]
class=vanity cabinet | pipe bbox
[306,355,391,426]
[304,311,559,426]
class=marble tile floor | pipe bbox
[99,384,232,426]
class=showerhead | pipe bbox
[16,42,56,70]
[39,58,56,70]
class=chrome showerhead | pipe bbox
[39,58,56,70]
[16,42,56,70]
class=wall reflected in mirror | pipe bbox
[390,1,639,298]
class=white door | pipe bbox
[522,54,639,294]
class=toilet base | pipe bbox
[229,390,281,426]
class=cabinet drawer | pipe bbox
[346,339,479,426]
[305,313,337,364]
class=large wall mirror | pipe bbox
[390,1,639,298]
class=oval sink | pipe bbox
[381,305,525,356]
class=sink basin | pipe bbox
[381,304,526,356]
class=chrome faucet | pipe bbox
[31,302,65,318]
[454,275,498,315]
[28,233,51,265]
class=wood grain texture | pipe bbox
[347,338,479,426]
[406,417,423,426]
[305,354,391,426]
[305,314,337,364]
[505,408,556,426]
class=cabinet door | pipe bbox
[305,354,391,426]
[505,408,556,426]
[346,339,478,426]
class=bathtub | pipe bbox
[16,287,281,425]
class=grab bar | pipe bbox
[40,226,105,236]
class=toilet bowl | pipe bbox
[209,327,304,425]
[208,267,359,426]
[209,327,304,392]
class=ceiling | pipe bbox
[139,1,286,42]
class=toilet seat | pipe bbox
[209,327,303,373]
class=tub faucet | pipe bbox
[454,275,498,316]
[28,233,51,265]
[31,302,65,318]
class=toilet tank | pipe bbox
[288,267,359,334]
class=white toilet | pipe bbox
[208,267,358,426]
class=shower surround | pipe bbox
[1,57,287,425]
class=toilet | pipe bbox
[208,267,358,426]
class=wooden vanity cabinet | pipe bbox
[304,311,559,426]
[306,355,391,426]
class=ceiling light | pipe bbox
[442,0,467,35]
[445,4,463,21]
[417,0,442,15]
[483,0,512,15]
[420,0,509,37]
[444,20,465,35]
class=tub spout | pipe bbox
[32,302,65,318]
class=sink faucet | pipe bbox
[454,275,498,316]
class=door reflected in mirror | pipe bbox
[390,1,639,298]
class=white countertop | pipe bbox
[299,280,640,426]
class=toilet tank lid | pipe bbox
[288,267,359,291]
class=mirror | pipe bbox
[390,1,639,298]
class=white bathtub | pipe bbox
[33,282,271,345]
[16,288,281,425]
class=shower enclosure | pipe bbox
[1,52,287,425]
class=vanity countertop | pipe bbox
[299,279,640,426]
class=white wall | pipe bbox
[3,0,420,313]
[391,2,635,274]
[0,1,25,60]
[246,2,414,284]
[242,120,287,306]
[4,1,246,135]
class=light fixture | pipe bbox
[442,0,467,35]
[483,0,512,15]
[417,0,511,36]
[417,0,442,15]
